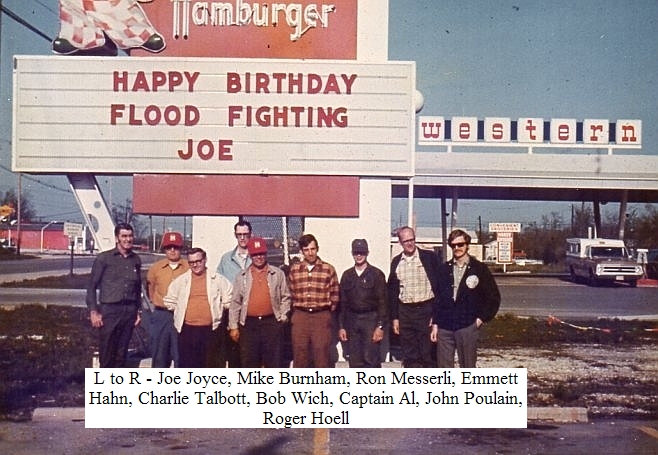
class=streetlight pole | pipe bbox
[40,221,59,253]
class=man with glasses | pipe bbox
[213,220,253,367]
[228,237,291,367]
[145,231,188,367]
[388,226,440,368]
[164,248,232,367]
[218,220,253,282]
[431,229,500,368]
[338,239,388,368]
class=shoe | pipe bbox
[52,38,78,55]
[141,33,165,52]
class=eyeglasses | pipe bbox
[235,233,251,238]
[400,238,415,244]
[188,259,205,266]
[450,242,467,249]
[164,245,180,250]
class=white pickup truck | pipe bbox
[565,238,644,287]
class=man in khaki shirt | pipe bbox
[146,232,188,367]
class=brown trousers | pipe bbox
[290,310,333,368]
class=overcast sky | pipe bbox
[1,0,656,230]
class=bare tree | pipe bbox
[633,205,658,248]
[570,203,594,237]
[110,198,148,243]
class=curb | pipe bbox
[31,407,85,422]
[527,407,588,423]
[638,278,658,288]
[31,406,589,424]
[0,268,90,285]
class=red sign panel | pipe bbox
[133,174,360,216]
[131,0,357,59]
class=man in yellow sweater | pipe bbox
[145,232,188,368]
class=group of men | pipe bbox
[86,222,499,370]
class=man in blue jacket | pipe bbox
[431,229,500,368]
[212,220,253,367]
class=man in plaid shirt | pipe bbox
[388,226,440,367]
[288,234,340,368]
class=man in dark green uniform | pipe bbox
[86,223,142,367]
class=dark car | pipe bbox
[646,249,658,279]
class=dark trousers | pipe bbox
[291,310,333,368]
[239,316,284,368]
[206,309,241,368]
[178,323,212,368]
[145,308,178,368]
[398,303,433,368]
[437,322,480,368]
[98,303,138,368]
[344,311,381,368]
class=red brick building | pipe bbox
[1,222,81,252]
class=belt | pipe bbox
[295,306,331,313]
[101,300,138,306]
[247,314,275,320]
[348,308,377,314]
[153,306,170,312]
[402,298,433,307]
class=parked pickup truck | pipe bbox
[566,238,644,287]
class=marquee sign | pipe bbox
[418,116,642,149]
[12,56,416,177]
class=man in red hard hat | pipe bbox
[145,232,188,367]
[229,237,291,367]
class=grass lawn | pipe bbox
[1,303,657,421]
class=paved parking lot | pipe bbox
[1,413,657,454]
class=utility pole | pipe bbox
[149,215,153,251]
[16,172,21,255]
[183,216,187,247]
[478,215,482,245]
